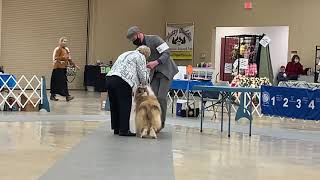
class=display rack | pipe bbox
[221,35,263,82]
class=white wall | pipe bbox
[214,26,289,81]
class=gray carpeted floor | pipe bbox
[40,125,175,180]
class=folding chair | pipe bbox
[201,81,229,120]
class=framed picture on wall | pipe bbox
[165,22,194,63]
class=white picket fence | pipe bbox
[232,92,262,117]
[0,75,43,110]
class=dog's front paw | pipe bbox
[149,128,157,139]
[140,129,148,138]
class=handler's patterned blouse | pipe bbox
[107,50,149,88]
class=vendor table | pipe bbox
[0,74,17,89]
[193,85,260,137]
[84,65,110,92]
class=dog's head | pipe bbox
[135,86,148,97]
[134,86,155,98]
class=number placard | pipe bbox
[283,98,289,108]
[296,99,301,109]
[309,100,315,110]
[261,86,320,120]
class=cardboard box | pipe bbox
[176,100,199,117]
[176,100,188,116]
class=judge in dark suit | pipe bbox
[127,26,179,131]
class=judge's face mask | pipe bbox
[132,34,143,46]
[133,38,142,46]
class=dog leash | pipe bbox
[146,69,151,86]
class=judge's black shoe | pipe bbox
[157,122,165,133]
[161,122,165,129]
[119,130,136,137]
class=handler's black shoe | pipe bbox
[114,130,119,135]
[119,130,136,137]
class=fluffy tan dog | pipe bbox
[134,86,161,139]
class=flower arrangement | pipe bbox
[230,75,272,105]
[230,75,272,88]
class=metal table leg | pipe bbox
[221,93,224,132]
[171,93,174,114]
[249,92,253,136]
[200,91,204,133]
[228,93,231,138]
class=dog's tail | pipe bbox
[139,99,161,130]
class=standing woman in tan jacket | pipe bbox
[50,37,74,101]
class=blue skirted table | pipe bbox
[170,79,213,91]
[193,85,260,137]
[0,74,17,89]
[169,79,213,100]
[168,79,213,113]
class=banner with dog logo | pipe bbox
[165,22,194,60]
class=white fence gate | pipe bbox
[0,75,44,110]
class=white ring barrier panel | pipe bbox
[0,75,49,111]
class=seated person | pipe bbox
[277,66,288,83]
[0,66,4,73]
[286,55,303,80]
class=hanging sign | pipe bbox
[166,23,194,60]
[259,36,271,47]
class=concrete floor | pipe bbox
[0,91,319,180]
